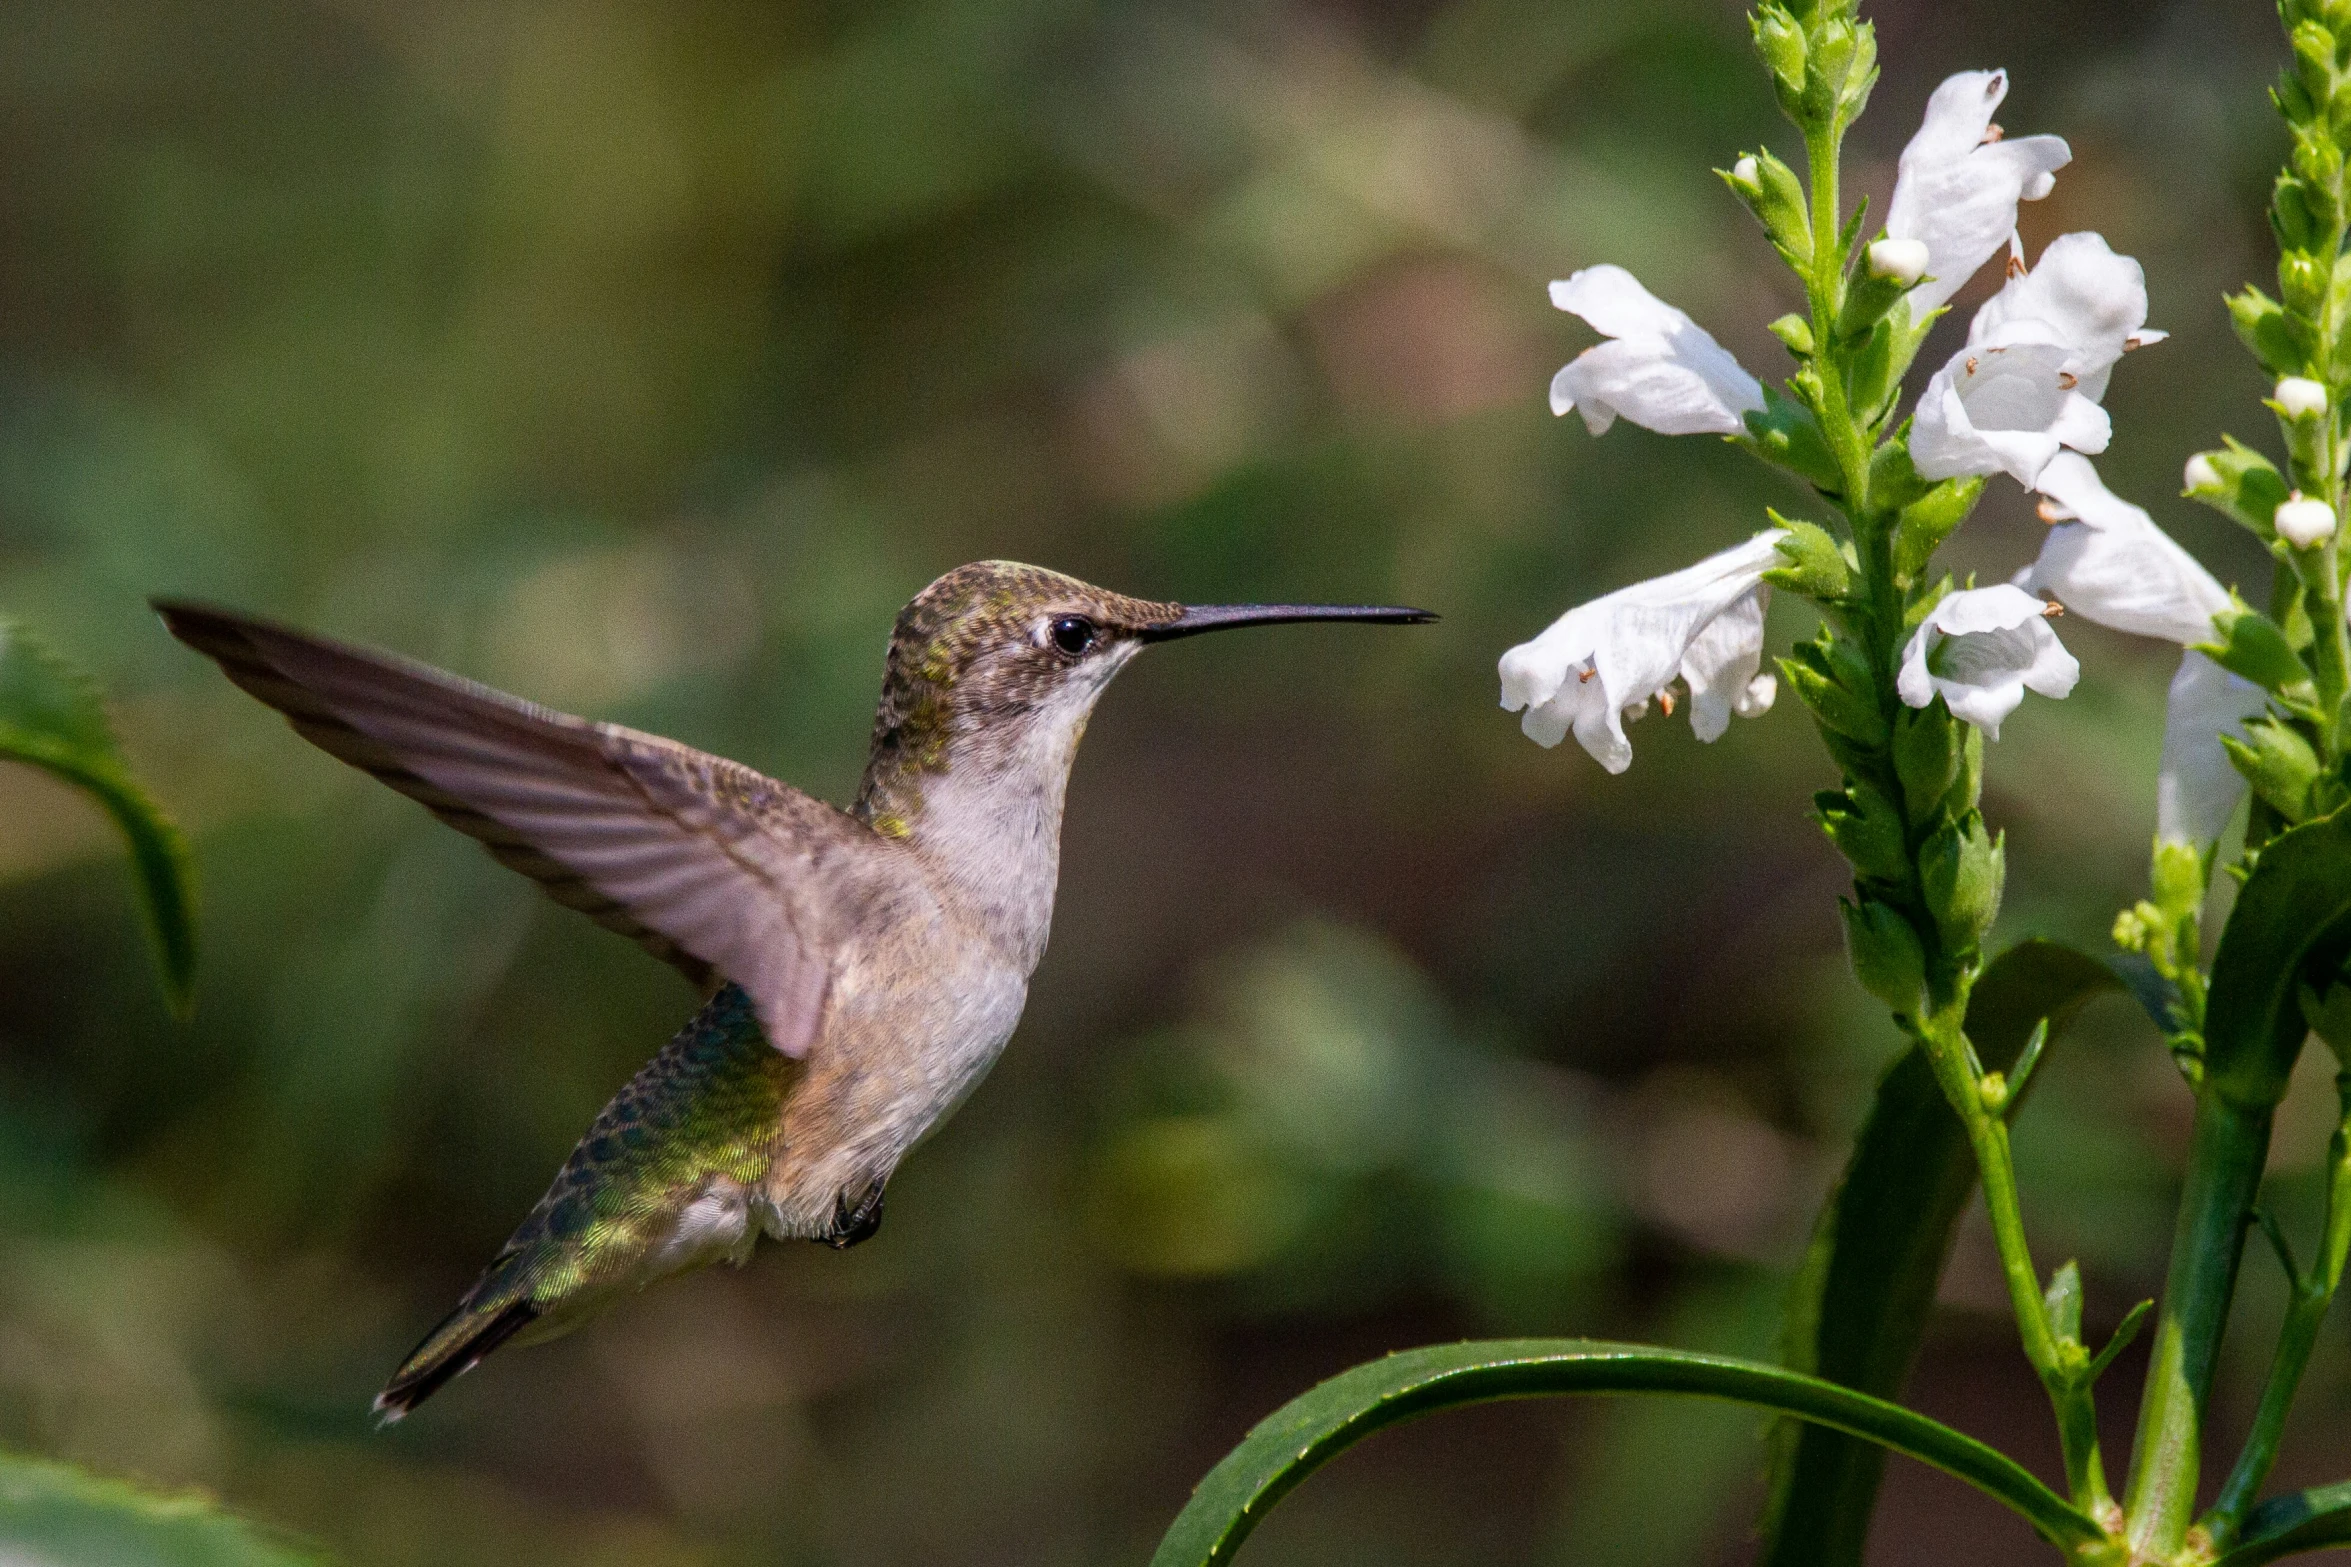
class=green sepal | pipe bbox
[1781,635,1887,745]
[1744,386,1845,492]
[2198,601,2314,694]
[1891,704,1960,826]
[1920,815,2003,954]
[1770,313,1817,356]
[2276,174,2327,253]
[1801,16,1876,126]
[1891,476,1983,586]
[1815,780,1910,884]
[1751,4,1809,113]
[1724,150,1813,270]
[1841,897,1927,1018]
[2282,250,2330,318]
[1837,271,1911,344]
[2224,716,2324,823]
[2228,286,2307,377]
[2185,436,2291,540]
[1941,721,1984,820]
[1867,436,1930,515]
[1767,517,1855,601]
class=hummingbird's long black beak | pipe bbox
[1139,603,1438,642]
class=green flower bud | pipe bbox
[1891,476,1984,585]
[2183,436,2292,540]
[1920,815,2003,954]
[1892,703,1961,826]
[1768,312,1817,356]
[1722,149,1812,267]
[2223,716,2323,822]
[1751,5,1808,110]
[2282,251,2329,316]
[1841,896,1926,1017]
[2227,285,2307,375]
[2197,600,2313,693]
[1815,779,1910,883]
[1765,516,1853,601]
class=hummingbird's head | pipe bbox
[853,560,1431,838]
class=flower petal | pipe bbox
[1499,530,1785,770]
[2018,453,2230,646]
[1910,342,2110,487]
[1967,232,2155,395]
[2158,650,2264,848]
[1546,266,1763,437]
[1897,583,2079,738]
[1884,70,2072,314]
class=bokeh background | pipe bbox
[0,0,2337,1562]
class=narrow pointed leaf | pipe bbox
[1149,1338,2104,1567]
[0,618,195,1010]
[2221,1480,2351,1566]
[0,1451,327,1566]
[1758,939,2118,1567]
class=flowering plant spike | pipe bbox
[1159,4,2351,1566]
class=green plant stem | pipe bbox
[2205,1076,2351,1548]
[1919,1006,2115,1518]
[2125,1092,2276,1561]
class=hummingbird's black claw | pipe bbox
[826,1180,887,1248]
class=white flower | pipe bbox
[2017,453,2230,646]
[2277,494,2338,547]
[1547,265,1765,437]
[2158,651,2265,849]
[1896,583,2079,738]
[1911,233,2161,488]
[2276,376,2329,418]
[1868,238,1930,285]
[2184,452,2221,494]
[1499,530,1784,772]
[1883,70,2072,315]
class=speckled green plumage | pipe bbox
[380,984,794,1413]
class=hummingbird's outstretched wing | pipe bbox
[154,599,885,1058]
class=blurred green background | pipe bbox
[0,0,2334,1562]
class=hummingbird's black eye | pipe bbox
[1048,615,1097,656]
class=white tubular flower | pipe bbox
[1883,70,2072,315]
[1896,583,2080,738]
[2017,453,2230,645]
[1911,233,2161,488]
[2276,377,2329,418]
[2158,651,2265,849]
[1498,530,1785,772]
[1548,265,1766,437]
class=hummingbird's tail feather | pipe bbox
[375,1298,541,1423]
[373,984,801,1419]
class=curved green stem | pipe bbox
[2218,1480,2351,1567]
[1149,1339,2109,1567]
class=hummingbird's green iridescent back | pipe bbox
[377,984,796,1418]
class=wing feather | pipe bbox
[154,599,886,1058]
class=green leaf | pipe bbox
[2199,604,2312,694]
[0,618,195,1011]
[1148,1338,2104,1567]
[0,1450,327,1566]
[1757,939,2118,1567]
[2222,1480,2351,1566]
[2205,809,2351,1108]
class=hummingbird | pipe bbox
[153,561,1430,1420]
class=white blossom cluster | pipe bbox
[1502,69,2262,849]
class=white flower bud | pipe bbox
[2276,376,2329,418]
[1733,153,1760,185]
[2276,494,2339,547]
[1866,237,1931,286]
[2183,453,2221,493]
[1734,672,1778,718]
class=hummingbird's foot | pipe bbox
[826,1181,886,1248]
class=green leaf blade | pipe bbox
[0,617,198,1011]
[0,1450,328,1567]
[2205,810,2351,1108]
[1758,939,2118,1567]
[1149,1339,2102,1567]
